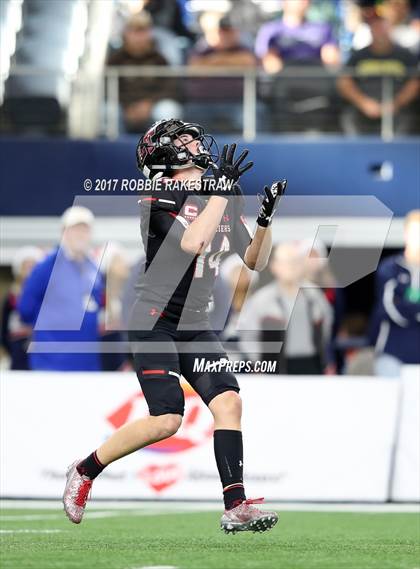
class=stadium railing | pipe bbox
[102,65,418,141]
[1,65,417,140]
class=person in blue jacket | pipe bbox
[18,206,104,371]
[372,209,420,377]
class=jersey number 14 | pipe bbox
[194,235,230,278]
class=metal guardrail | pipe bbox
[2,65,416,140]
[103,65,262,141]
[102,65,414,141]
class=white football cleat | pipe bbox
[63,460,93,524]
[221,498,278,534]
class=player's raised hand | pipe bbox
[211,143,253,184]
[256,180,287,227]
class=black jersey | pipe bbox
[135,180,253,319]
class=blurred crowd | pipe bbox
[106,0,420,134]
[1,205,419,378]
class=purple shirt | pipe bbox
[255,19,336,63]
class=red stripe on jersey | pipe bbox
[141,197,158,202]
[168,212,177,218]
[142,369,166,375]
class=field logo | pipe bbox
[105,383,213,454]
[137,463,182,492]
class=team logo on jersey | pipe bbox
[184,204,198,219]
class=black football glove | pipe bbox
[208,143,253,196]
[256,180,287,227]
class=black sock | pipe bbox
[214,429,246,510]
[76,451,105,480]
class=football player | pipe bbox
[63,119,286,533]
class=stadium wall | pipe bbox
[0,137,419,217]
[1,369,418,502]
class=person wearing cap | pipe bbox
[18,206,104,371]
[1,247,44,370]
[108,11,181,133]
[186,11,258,132]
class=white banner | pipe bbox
[391,365,420,502]
[0,371,400,501]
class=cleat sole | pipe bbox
[221,513,278,534]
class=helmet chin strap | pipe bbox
[191,152,211,171]
[170,160,206,173]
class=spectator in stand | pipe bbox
[1,247,44,370]
[186,12,257,132]
[18,206,104,372]
[108,11,181,133]
[412,0,420,31]
[218,254,259,353]
[97,243,130,371]
[337,10,420,135]
[300,239,346,373]
[239,242,332,375]
[336,313,375,376]
[352,0,420,55]
[121,255,145,333]
[255,0,340,133]
[140,0,195,42]
[371,210,420,377]
[255,0,340,73]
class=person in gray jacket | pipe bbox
[239,241,332,375]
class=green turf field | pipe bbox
[1,508,419,569]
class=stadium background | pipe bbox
[0,1,419,568]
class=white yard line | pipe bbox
[0,509,194,522]
[272,503,420,513]
[1,513,65,521]
[1,499,418,514]
[0,529,63,534]
[130,567,178,569]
